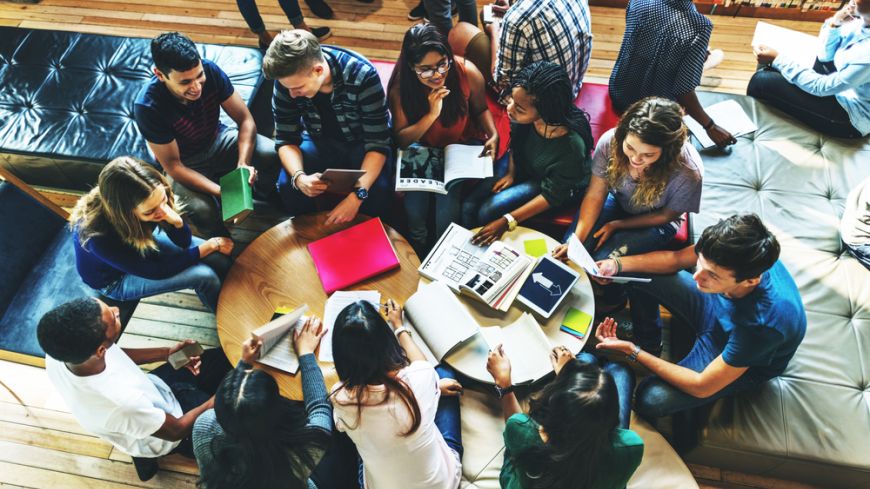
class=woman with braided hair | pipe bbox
[553,97,704,313]
[466,61,594,245]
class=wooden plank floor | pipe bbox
[0,0,825,93]
[0,0,832,487]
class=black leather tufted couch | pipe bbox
[0,27,273,191]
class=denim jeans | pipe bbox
[576,352,634,430]
[563,194,677,304]
[746,60,862,139]
[403,187,461,252]
[845,242,870,271]
[100,232,231,313]
[171,127,282,237]
[423,0,478,34]
[276,133,393,220]
[357,364,463,488]
[150,348,233,457]
[627,271,767,419]
[236,0,304,32]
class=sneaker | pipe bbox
[310,26,332,41]
[305,0,334,19]
[132,457,159,482]
[703,48,725,71]
[408,2,426,20]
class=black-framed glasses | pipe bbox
[413,58,452,79]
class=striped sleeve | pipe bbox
[356,68,392,155]
[273,80,304,149]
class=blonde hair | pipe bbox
[606,97,689,209]
[262,29,324,80]
[71,156,178,255]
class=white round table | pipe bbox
[421,226,595,384]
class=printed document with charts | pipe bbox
[250,305,309,374]
[404,282,553,383]
[418,223,534,311]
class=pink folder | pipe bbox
[307,218,400,293]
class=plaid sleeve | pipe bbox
[273,80,304,149]
[494,17,529,91]
[357,69,392,156]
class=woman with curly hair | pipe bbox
[554,97,703,310]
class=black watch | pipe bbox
[354,187,369,201]
[494,384,514,399]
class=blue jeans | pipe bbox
[563,194,677,304]
[403,187,461,251]
[357,364,463,488]
[423,0,478,34]
[236,0,304,32]
[846,242,870,271]
[150,348,232,457]
[576,352,634,430]
[628,272,767,419]
[277,133,393,220]
[100,232,230,313]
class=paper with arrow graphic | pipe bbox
[517,255,580,318]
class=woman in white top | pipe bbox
[331,299,464,489]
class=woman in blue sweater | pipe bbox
[71,156,233,312]
[194,318,352,489]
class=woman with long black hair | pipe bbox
[487,345,643,489]
[331,299,464,489]
[193,317,350,489]
[466,61,595,245]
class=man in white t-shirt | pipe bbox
[37,298,231,481]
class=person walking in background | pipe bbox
[236,0,332,48]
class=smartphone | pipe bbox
[168,342,205,370]
[482,4,495,24]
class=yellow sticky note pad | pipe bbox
[523,238,548,258]
[561,307,592,338]
[274,306,294,315]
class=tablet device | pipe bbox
[320,169,366,194]
[516,255,580,319]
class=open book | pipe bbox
[396,144,493,194]
[419,223,533,311]
[567,235,651,284]
[684,100,757,149]
[405,282,554,384]
[250,305,309,374]
[319,290,381,363]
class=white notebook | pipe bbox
[684,100,757,149]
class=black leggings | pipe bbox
[746,61,862,139]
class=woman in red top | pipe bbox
[389,23,499,255]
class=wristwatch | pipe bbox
[503,213,518,231]
[394,326,412,339]
[494,384,514,399]
[354,187,369,201]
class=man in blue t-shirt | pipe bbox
[134,32,280,237]
[591,214,807,419]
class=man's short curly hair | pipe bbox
[696,214,780,282]
[262,29,324,80]
[37,298,106,364]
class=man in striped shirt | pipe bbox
[263,30,393,224]
[450,0,592,100]
[135,32,281,238]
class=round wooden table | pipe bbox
[216,212,421,400]
[429,227,595,384]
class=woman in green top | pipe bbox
[464,61,594,245]
[487,345,644,489]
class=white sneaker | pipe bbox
[703,48,725,71]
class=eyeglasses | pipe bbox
[413,58,452,79]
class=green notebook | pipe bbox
[219,167,253,224]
